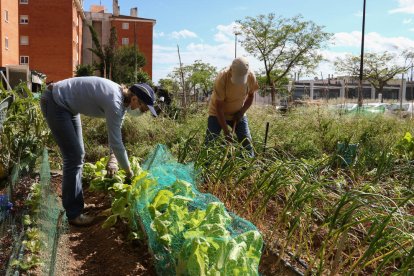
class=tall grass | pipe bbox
[80,104,414,274]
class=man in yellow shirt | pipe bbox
[206,57,259,156]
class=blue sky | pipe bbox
[83,0,414,84]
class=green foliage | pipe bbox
[334,51,413,94]
[395,132,414,160]
[0,85,50,177]
[85,151,263,275]
[256,70,290,97]
[74,64,95,77]
[167,60,217,106]
[88,25,118,79]
[112,45,146,85]
[78,104,414,274]
[237,13,332,105]
[158,78,180,94]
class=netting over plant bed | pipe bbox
[1,149,66,275]
[132,144,263,275]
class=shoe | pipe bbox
[68,214,95,227]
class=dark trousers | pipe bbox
[205,115,254,157]
[40,90,84,219]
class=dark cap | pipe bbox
[129,83,157,117]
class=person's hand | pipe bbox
[233,110,244,123]
[224,131,235,143]
[125,168,134,184]
[105,154,118,178]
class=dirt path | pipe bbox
[52,175,156,276]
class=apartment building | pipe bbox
[19,0,84,82]
[83,1,155,78]
[0,0,18,66]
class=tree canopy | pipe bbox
[334,50,414,94]
[111,45,146,85]
[236,13,332,105]
[168,60,217,103]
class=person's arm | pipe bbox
[234,74,259,122]
[215,99,231,138]
[105,110,133,179]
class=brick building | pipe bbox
[18,0,84,82]
[83,1,156,78]
[0,0,19,66]
[0,1,155,83]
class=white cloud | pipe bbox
[353,10,363,17]
[332,31,414,52]
[170,29,198,39]
[403,18,413,24]
[214,22,241,43]
[153,23,259,84]
[410,28,414,31]
[154,31,165,38]
[389,0,414,14]
[152,24,414,84]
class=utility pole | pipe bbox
[358,0,367,107]
[134,22,137,83]
[400,73,404,112]
[177,45,186,108]
[411,63,413,119]
[234,32,241,59]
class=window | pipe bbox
[4,10,8,22]
[20,36,29,45]
[20,56,29,65]
[122,38,129,45]
[5,37,8,50]
[20,15,29,24]
[20,0,29,4]
[122,23,129,30]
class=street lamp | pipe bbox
[358,0,367,107]
[234,32,241,59]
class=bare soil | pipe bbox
[51,175,156,276]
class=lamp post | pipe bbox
[134,21,137,83]
[358,0,367,107]
[234,32,241,59]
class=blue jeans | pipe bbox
[205,115,254,157]
[40,89,84,219]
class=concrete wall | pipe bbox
[83,11,111,67]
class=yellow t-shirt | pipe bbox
[208,68,259,120]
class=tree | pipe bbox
[111,45,146,85]
[256,70,290,98]
[158,78,180,94]
[168,60,217,104]
[237,13,332,105]
[187,60,217,100]
[74,64,95,77]
[335,51,414,97]
[88,25,118,79]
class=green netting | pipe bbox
[131,144,263,275]
[2,149,66,275]
[37,149,67,275]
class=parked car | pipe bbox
[386,103,414,117]
[330,103,388,114]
